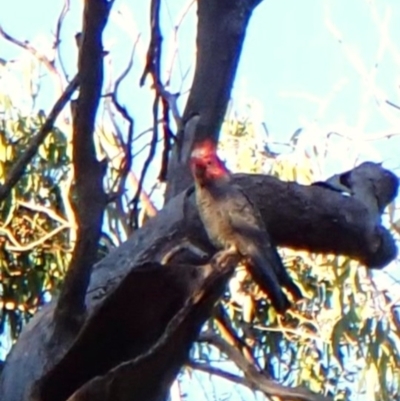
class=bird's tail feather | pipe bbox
[265,245,303,301]
[244,245,291,313]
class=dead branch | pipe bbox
[188,360,255,390]
[386,100,400,112]
[0,24,66,94]
[213,304,259,366]
[54,0,111,330]
[104,41,156,227]
[0,26,57,74]
[108,45,136,191]
[54,0,70,50]
[0,75,79,203]
[130,0,164,228]
[54,0,71,80]
[199,332,332,401]
[39,255,236,401]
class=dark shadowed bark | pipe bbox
[0,163,396,401]
[54,0,111,331]
[165,0,264,201]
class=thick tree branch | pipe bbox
[165,0,264,200]
[0,76,79,203]
[1,164,397,401]
[62,255,235,401]
[233,165,398,268]
[54,0,111,330]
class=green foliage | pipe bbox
[0,59,136,348]
[0,92,72,340]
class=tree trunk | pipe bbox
[165,0,263,201]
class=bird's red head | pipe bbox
[189,139,230,184]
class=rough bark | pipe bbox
[54,0,110,330]
[165,0,263,201]
[0,163,397,401]
[63,258,235,401]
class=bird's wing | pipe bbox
[227,185,302,302]
[225,185,265,232]
[240,240,291,313]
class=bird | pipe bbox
[189,139,302,313]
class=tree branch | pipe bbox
[54,0,111,330]
[0,26,57,75]
[214,304,259,367]
[198,332,332,401]
[0,24,65,93]
[0,75,79,203]
[131,0,164,228]
[165,0,265,200]
[42,255,237,401]
[188,360,256,390]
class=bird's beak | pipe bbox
[191,148,205,159]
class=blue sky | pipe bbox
[2,0,400,170]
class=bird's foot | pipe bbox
[212,246,240,271]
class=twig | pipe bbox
[17,200,72,226]
[104,51,137,236]
[128,171,157,217]
[158,94,174,182]
[0,75,79,203]
[0,25,64,93]
[54,0,71,80]
[107,41,138,199]
[214,304,260,368]
[199,332,333,401]
[164,0,196,86]
[386,100,400,112]
[188,360,255,389]
[130,97,159,228]
[253,325,324,344]
[327,130,400,142]
[54,0,70,47]
[2,224,70,252]
[132,0,163,228]
[103,96,158,230]
[324,4,400,128]
[153,68,182,184]
[0,26,55,73]
[134,0,184,208]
